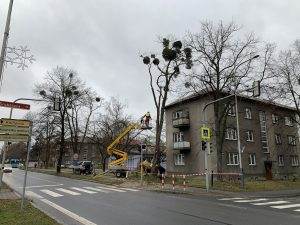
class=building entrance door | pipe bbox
[264,161,273,180]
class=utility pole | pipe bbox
[0,0,14,86]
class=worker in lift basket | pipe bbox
[144,112,151,127]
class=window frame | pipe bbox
[284,116,294,127]
[225,128,237,141]
[227,152,239,165]
[291,155,299,167]
[275,133,282,145]
[272,114,279,124]
[287,135,296,146]
[245,108,252,119]
[174,153,185,166]
[227,104,236,117]
[249,153,256,166]
[246,130,254,142]
[278,155,284,167]
[173,132,184,143]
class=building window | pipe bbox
[291,155,299,166]
[174,154,185,166]
[284,116,293,126]
[259,111,269,153]
[227,104,236,116]
[173,132,184,142]
[246,130,254,142]
[83,149,88,160]
[249,154,256,166]
[275,133,282,145]
[227,153,239,165]
[245,108,252,119]
[173,110,188,119]
[288,135,296,146]
[225,128,237,140]
[272,114,279,124]
[278,155,284,166]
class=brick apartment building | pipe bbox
[165,92,300,179]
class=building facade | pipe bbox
[165,93,300,179]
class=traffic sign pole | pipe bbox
[21,123,32,210]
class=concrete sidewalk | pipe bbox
[0,182,20,200]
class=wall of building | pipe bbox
[166,95,300,179]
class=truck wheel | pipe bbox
[116,171,122,178]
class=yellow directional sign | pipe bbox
[0,125,29,135]
[0,134,29,142]
[0,118,30,127]
[200,126,211,141]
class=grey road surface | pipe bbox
[3,169,300,225]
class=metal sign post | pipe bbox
[21,123,32,210]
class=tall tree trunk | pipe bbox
[57,113,65,173]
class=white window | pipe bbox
[228,153,239,165]
[245,108,252,119]
[173,110,183,119]
[246,130,254,142]
[272,114,279,124]
[227,104,236,116]
[291,155,299,166]
[173,132,184,142]
[275,134,282,145]
[249,154,256,166]
[278,155,284,166]
[225,128,237,140]
[174,154,185,166]
[285,117,293,126]
[288,135,296,146]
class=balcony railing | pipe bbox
[173,141,191,150]
[172,117,190,128]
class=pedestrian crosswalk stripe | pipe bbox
[83,187,110,193]
[96,186,126,193]
[219,197,244,201]
[234,198,267,203]
[26,191,43,199]
[120,188,140,192]
[40,189,63,197]
[71,187,97,194]
[252,201,289,206]
[271,204,300,209]
[56,188,81,196]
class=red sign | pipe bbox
[0,100,30,110]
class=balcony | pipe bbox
[173,141,191,150]
[173,117,190,128]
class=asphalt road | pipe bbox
[3,169,300,225]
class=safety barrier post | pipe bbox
[211,170,214,187]
[183,175,186,192]
[161,174,165,189]
[172,174,175,192]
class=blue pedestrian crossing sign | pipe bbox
[200,126,211,141]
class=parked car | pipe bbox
[73,161,93,175]
[3,165,13,173]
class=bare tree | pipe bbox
[35,66,95,173]
[273,40,300,124]
[141,38,193,166]
[89,97,133,171]
[183,21,274,172]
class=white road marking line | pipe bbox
[26,191,44,199]
[17,184,63,189]
[96,186,126,192]
[294,209,300,212]
[71,187,97,194]
[83,187,110,193]
[252,201,290,206]
[40,198,97,225]
[40,189,64,197]
[234,198,268,203]
[219,197,244,201]
[271,204,300,209]
[56,188,81,196]
[119,188,140,192]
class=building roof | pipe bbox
[165,91,297,112]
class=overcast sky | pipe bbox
[0,0,299,120]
